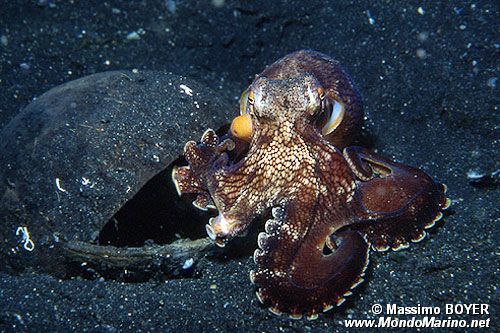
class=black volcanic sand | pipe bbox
[0,1,498,332]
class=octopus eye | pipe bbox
[318,87,325,101]
[239,89,249,115]
[239,89,255,115]
[315,97,345,136]
[321,99,345,136]
[247,90,255,105]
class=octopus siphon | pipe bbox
[172,50,450,319]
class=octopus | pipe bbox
[172,50,450,319]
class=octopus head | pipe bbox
[231,75,345,142]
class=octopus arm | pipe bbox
[172,129,237,210]
[251,195,369,319]
[172,165,207,195]
[344,146,451,251]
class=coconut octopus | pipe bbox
[172,50,450,319]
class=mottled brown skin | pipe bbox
[172,50,450,319]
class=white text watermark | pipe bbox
[343,303,490,329]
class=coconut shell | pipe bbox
[0,70,232,274]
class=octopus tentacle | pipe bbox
[182,129,234,175]
[171,165,207,196]
[172,130,235,205]
[251,200,369,318]
[192,192,216,211]
[345,146,450,251]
